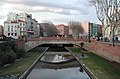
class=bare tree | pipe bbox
[89,0,120,45]
[68,21,84,39]
[89,0,106,41]
[40,22,58,37]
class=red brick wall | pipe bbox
[84,41,120,63]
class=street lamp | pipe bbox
[88,23,91,43]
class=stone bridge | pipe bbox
[24,37,86,51]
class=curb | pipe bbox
[19,47,49,79]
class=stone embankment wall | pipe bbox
[84,41,120,63]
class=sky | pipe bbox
[0,0,101,25]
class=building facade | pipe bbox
[0,25,3,36]
[81,21,102,37]
[4,12,38,39]
[56,24,69,37]
[81,22,90,36]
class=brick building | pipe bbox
[56,24,69,37]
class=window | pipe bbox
[20,28,22,31]
[8,33,10,36]
[15,33,17,36]
[8,25,10,31]
[15,26,17,31]
[23,23,25,26]
[11,33,13,36]
[23,27,26,31]
[11,26,13,31]
[20,23,22,26]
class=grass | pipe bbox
[69,47,120,79]
[0,47,46,76]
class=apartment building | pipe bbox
[81,21,102,37]
[4,12,38,39]
[56,24,69,37]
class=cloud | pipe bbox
[0,0,99,25]
[9,4,71,15]
[1,0,88,15]
[75,0,91,7]
[0,15,5,19]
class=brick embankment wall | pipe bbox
[84,41,120,63]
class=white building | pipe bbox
[4,12,38,39]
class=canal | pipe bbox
[26,46,91,79]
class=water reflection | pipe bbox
[26,48,91,79]
[41,52,73,62]
[27,67,90,79]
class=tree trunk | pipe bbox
[102,22,105,42]
[113,28,115,46]
[110,23,113,43]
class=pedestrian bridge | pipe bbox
[24,37,86,51]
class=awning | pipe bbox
[27,31,35,34]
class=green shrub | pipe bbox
[14,46,26,59]
[0,45,17,65]
[0,41,25,67]
[6,49,17,63]
[0,51,8,64]
[0,61,4,67]
[0,49,17,64]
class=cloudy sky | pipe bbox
[0,0,101,25]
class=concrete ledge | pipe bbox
[66,47,98,79]
[19,47,49,79]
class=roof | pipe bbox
[18,20,26,22]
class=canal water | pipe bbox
[26,46,90,79]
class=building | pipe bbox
[56,24,69,37]
[81,22,90,36]
[0,25,3,36]
[105,9,120,41]
[91,23,102,37]
[4,12,38,39]
[81,21,102,37]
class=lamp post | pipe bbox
[88,23,91,43]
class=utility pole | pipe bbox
[88,22,91,43]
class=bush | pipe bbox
[7,50,17,63]
[0,62,4,67]
[0,51,9,64]
[0,49,17,64]
[14,46,26,59]
[0,41,25,67]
